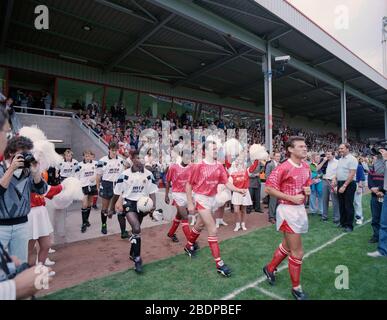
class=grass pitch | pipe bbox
[44,195,387,300]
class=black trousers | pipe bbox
[337,181,356,229]
[249,184,261,211]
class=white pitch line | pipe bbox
[255,287,286,300]
[221,219,371,300]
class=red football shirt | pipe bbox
[189,161,229,196]
[166,163,192,193]
[265,159,312,205]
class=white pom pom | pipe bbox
[33,140,62,171]
[19,126,47,142]
[51,177,83,209]
[224,138,243,157]
[61,177,83,201]
[249,144,269,161]
[215,189,231,206]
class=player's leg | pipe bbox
[80,195,89,233]
[100,197,110,235]
[284,232,307,300]
[199,209,231,277]
[167,206,183,242]
[263,236,290,285]
[110,195,128,239]
[92,195,98,210]
[86,195,93,226]
[125,211,144,273]
[233,205,241,231]
[184,214,204,256]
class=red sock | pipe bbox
[288,255,303,288]
[181,219,190,241]
[93,196,98,206]
[168,216,181,237]
[187,227,201,247]
[267,243,289,273]
[208,236,222,267]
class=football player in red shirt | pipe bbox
[165,152,193,244]
[185,139,247,277]
[263,136,312,300]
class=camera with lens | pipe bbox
[5,262,30,280]
[21,151,36,168]
[370,140,387,156]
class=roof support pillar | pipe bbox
[263,42,273,155]
[341,83,347,143]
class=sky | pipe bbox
[286,0,387,76]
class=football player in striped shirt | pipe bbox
[263,136,312,300]
[185,139,247,277]
[96,142,127,238]
[114,150,158,274]
[75,150,98,233]
[59,149,78,182]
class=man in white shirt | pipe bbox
[317,150,339,223]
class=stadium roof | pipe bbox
[3,0,387,129]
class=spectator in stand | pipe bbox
[41,91,52,115]
[318,150,340,224]
[354,159,366,225]
[309,153,323,216]
[367,153,385,243]
[335,143,358,232]
[102,129,113,144]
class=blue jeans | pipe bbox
[378,194,387,256]
[370,196,382,240]
[310,188,323,214]
[0,223,29,263]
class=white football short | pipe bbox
[231,189,253,206]
[276,204,308,234]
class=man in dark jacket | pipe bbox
[368,154,385,243]
[248,159,263,213]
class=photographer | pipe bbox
[0,110,51,300]
[0,136,47,263]
[368,147,387,258]
[1,241,52,300]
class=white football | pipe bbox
[137,196,154,213]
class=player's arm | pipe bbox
[186,182,195,214]
[164,166,171,204]
[265,186,304,205]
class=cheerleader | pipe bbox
[229,156,259,231]
[27,184,63,267]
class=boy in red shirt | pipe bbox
[165,152,193,244]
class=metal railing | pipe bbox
[15,106,75,117]
[72,114,109,150]
[15,106,109,151]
